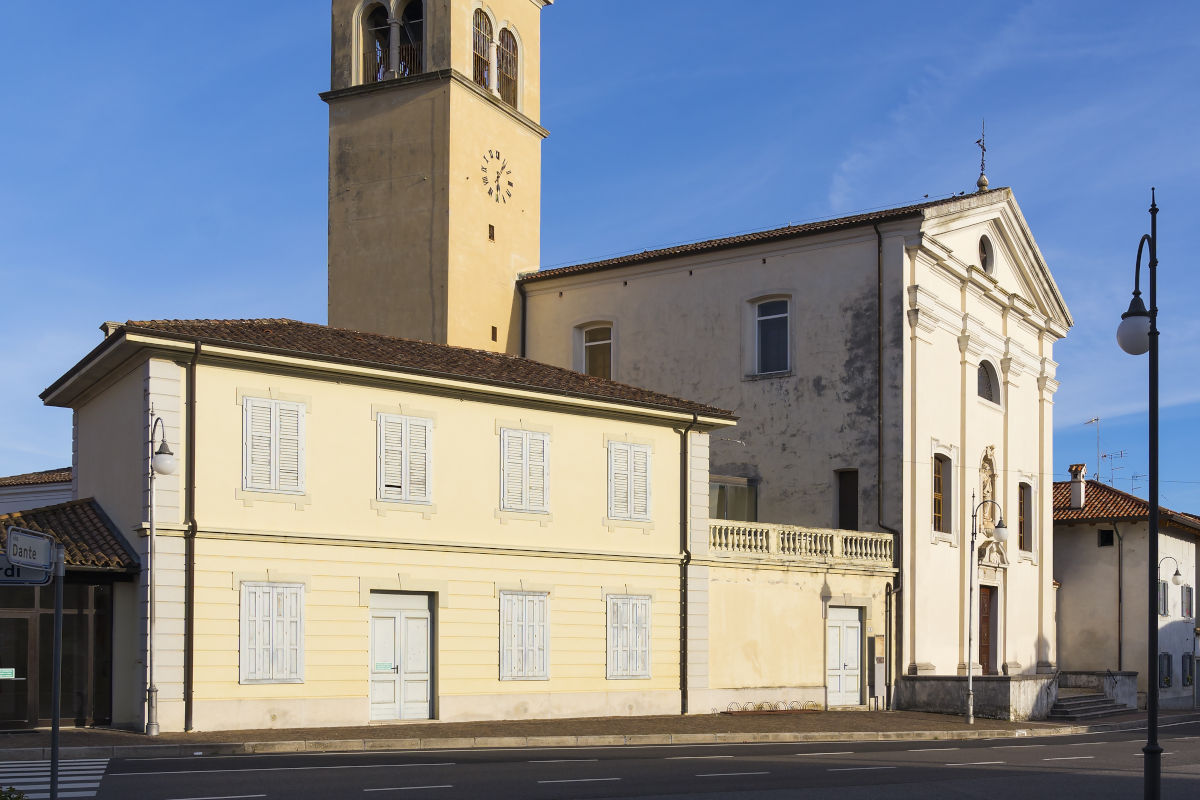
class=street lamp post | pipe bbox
[1158,556,1183,588]
[1115,189,1160,799]
[146,410,178,737]
[967,491,1008,725]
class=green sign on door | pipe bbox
[0,668,15,680]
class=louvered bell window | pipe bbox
[500,429,549,513]
[242,398,305,494]
[240,583,304,684]
[377,414,433,504]
[608,442,651,521]
[499,591,548,679]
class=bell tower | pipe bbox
[324,0,551,352]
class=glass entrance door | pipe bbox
[0,616,33,727]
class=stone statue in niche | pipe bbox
[980,446,997,529]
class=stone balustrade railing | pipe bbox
[709,521,894,566]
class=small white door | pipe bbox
[826,606,862,706]
[370,594,432,721]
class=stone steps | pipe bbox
[1047,692,1129,721]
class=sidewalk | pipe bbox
[3,708,1197,761]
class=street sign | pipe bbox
[0,668,14,680]
[0,552,51,585]
[5,526,54,571]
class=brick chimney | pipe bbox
[1068,464,1087,510]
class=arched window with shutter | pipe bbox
[498,28,518,107]
[472,9,493,89]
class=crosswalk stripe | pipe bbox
[0,758,108,799]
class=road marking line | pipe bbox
[908,747,958,752]
[696,771,769,777]
[109,762,455,776]
[528,759,598,763]
[828,766,896,772]
[165,795,268,800]
[537,777,620,784]
[1068,742,1100,746]
[668,755,735,760]
[795,751,853,756]
[1043,756,1094,761]
[363,787,452,793]
[1134,752,1175,757]
[992,744,1044,749]
[946,761,1005,766]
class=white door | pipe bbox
[369,594,432,721]
[826,606,862,706]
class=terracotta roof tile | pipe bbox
[1052,480,1200,534]
[113,319,733,420]
[1,499,138,571]
[520,189,1008,283]
[0,467,72,487]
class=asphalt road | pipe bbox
[79,720,1200,799]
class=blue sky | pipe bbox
[2,1,1198,510]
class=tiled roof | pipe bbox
[113,319,734,420]
[0,499,138,571]
[1052,480,1200,534]
[520,189,1008,283]
[0,467,72,487]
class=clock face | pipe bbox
[480,149,514,204]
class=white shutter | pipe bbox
[378,414,406,501]
[280,585,304,681]
[607,595,650,679]
[526,432,549,513]
[243,399,274,491]
[406,418,432,503]
[241,583,304,684]
[275,401,304,493]
[632,596,650,677]
[609,443,630,519]
[500,591,548,679]
[500,429,526,511]
[500,592,516,679]
[631,445,650,520]
[529,593,548,679]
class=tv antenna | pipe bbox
[1102,449,1128,485]
[1084,418,1101,479]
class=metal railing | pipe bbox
[709,521,894,566]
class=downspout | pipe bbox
[679,412,698,715]
[885,582,893,706]
[1114,523,1124,671]
[874,222,902,709]
[517,281,528,358]
[183,342,199,731]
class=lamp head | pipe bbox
[152,440,178,476]
[1172,568,1184,586]
[991,519,1009,543]
[1117,295,1150,355]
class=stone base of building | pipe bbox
[686,685,830,715]
[894,673,1058,721]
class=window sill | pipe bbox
[604,517,654,533]
[743,370,794,382]
[499,675,550,681]
[239,678,305,685]
[495,509,553,527]
[606,673,652,681]
[236,488,311,510]
[372,498,436,519]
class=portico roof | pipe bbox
[1,499,139,572]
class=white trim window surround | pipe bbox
[755,298,789,374]
[240,582,304,684]
[242,397,305,494]
[608,442,651,521]
[607,594,651,679]
[378,414,433,504]
[499,591,549,680]
[500,428,549,513]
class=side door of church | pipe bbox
[826,606,862,706]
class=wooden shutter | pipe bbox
[406,418,431,502]
[528,592,548,678]
[241,583,303,683]
[609,443,630,519]
[500,591,516,678]
[630,445,650,520]
[526,433,549,513]
[632,596,650,677]
[275,401,304,493]
[500,429,526,511]
[378,414,406,501]
[243,399,275,491]
[240,583,273,683]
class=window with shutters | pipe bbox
[1159,652,1172,688]
[1184,653,1195,687]
[607,594,651,679]
[499,428,549,513]
[377,414,433,504]
[608,442,651,521]
[1158,580,1169,616]
[499,591,548,680]
[1182,585,1194,619]
[242,398,305,494]
[240,582,304,684]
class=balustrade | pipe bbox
[708,521,893,566]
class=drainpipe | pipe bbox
[885,582,893,707]
[1114,523,1124,671]
[517,281,527,358]
[679,413,698,715]
[183,342,200,731]
[874,222,902,710]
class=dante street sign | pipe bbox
[5,526,53,571]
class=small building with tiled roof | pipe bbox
[0,467,73,515]
[1053,465,1199,710]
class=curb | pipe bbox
[2,714,1197,762]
